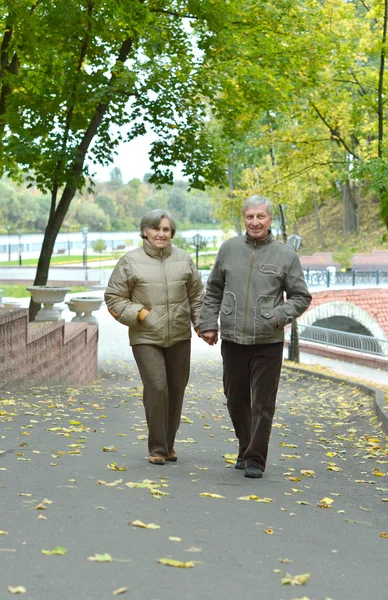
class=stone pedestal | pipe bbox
[26,286,71,321]
[66,296,103,324]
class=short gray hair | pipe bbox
[242,195,273,218]
[140,209,177,239]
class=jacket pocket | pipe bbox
[254,295,277,338]
[220,291,237,336]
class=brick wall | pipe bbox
[309,288,388,337]
[0,307,98,389]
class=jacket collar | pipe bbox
[143,238,172,258]
[244,230,274,246]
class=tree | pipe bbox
[0,1,234,319]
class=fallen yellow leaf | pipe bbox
[199,492,225,499]
[158,558,195,568]
[41,546,67,556]
[281,572,310,586]
[131,520,160,529]
[8,586,26,594]
[113,588,128,595]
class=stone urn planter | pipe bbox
[66,296,103,324]
[26,286,71,321]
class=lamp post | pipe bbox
[7,225,11,262]
[286,234,303,363]
[82,226,88,281]
[192,233,203,270]
[18,228,22,266]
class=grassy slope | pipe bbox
[296,193,387,264]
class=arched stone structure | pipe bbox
[300,300,387,340]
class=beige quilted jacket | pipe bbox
[104,239,204,347]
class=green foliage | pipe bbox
[91,238,107,254]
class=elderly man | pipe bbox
[198,195,312,478]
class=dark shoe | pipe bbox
[149,455,165,465]
[166,449,177,462]
[235,458,245,470]
[244,465,263,478]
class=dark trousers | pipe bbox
[132,340,191,457]
[221,340,283,471]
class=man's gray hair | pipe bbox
[242,195,273,218]
[140,209,177,239]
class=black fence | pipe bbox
[304,268,388,288]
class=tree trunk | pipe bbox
[278,203,287,243]
[228,160,242,235]
[313,192,326,249]
[341,180,360,237]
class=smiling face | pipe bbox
[243,204,272,240]
[143,217,172,248]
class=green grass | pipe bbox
[0,284,89,298]
[0,253,123,267]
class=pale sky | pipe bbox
[91,130,184,184]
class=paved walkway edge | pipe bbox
[284,362,388,435]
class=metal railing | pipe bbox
[304,268,388,287]
[296,324,388,356]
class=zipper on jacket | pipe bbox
[160,250,170,346]
[242,241,256,342]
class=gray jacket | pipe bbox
[105,239,204,347]
[198,232,312,345]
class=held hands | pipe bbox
[200,330,218,346]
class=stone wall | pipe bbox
[0,307,98,389]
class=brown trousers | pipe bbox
[132,340,191,457]
[221,340,284,471]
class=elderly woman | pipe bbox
[105,209,204,465]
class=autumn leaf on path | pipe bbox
[41,546,67,556]
[8,586,26,594]
[199,492,225,499]
[281,573,310,586]
[158,558,195,568]
[113,587,128,595]
[317,497,334,508]
[130,520,160,529]
[102,445,117,452]
[380,532,388,538]
[107,462,128,471]
[88,553,113,562]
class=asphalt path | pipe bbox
[1,321,388,599]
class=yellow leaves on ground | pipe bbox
[317,497,334,509]
[107,462,128,471]
[223,452,238,464]
[373,468,385,477]
[130,520,160,529]
[169,537,182,542]
[380,532,388,538]
[300,470,316,478]
[199,492,225,499]
[87,553,112,562]
[113,588,128,595]
[98,479,123,486]
[102,445,117,452]
[8,586,26,594]
[0,530,8,535]
[326,464,343,472]
[41,546,67,556]
[281,573,310,586]
[238,495,274,503]
[264,528,274,534]
[35,498,53,510]
[158,558,195,568]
